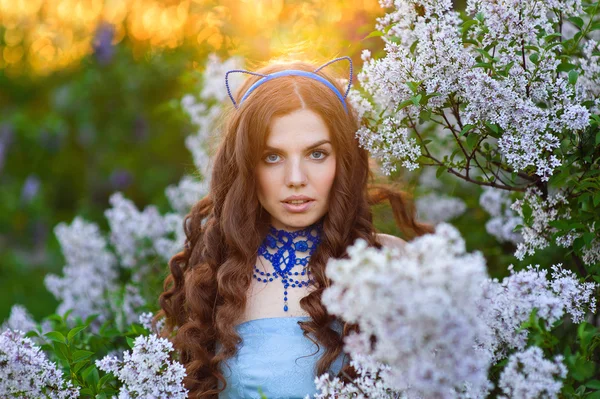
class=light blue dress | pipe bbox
[218,316,348,399]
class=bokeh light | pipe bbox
[0,0,383,77]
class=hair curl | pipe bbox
[157,60,433,398]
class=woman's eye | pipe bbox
[310,150,326,160]
[265,154,280,163]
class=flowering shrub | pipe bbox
[355,0,600,267]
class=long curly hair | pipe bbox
[157,60,433,398]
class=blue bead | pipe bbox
[292,284,296,287]
[284,305,288,312]
[260,272,264,275]
[301,271,305,275]
[269,278,273,281]
[284,291,287,295]
[295,272,299,275]
[284,297,287,301]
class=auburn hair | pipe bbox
[157,60,433,398]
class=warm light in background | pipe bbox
[0,0,383,77]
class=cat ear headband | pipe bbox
[225,56,353,114]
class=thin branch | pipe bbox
[407,116,525,192]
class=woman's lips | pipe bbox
[281,199,315,213]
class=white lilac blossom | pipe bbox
[357,0,592,181]
[415,192,466,224]
[200,53,244,103]
[308,355,400,399]
[497,346,567,399]
[105,192,185,269]
[466,0,583,63]
[1,304,36,333]
[347,89,374,121]
[510,187,569,260]
[0,329,80,399]
[322,224,493,398]
[44,217,119,325]
[96,334,188,399]
[138,312,166,335]
[479,187,523,244]
[356,117,421,174]
[166,175,210,214]
[479,264,597,359]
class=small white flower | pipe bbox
[96,334,188,399]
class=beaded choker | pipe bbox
[254,222,323,312]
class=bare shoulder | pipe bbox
[375,233,406,250]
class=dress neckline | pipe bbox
[235,315,311,329]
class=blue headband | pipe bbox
[225,56,353,114]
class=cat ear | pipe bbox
[225,70,267,109]
[313,56,354,99]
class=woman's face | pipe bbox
[256,108,336,231]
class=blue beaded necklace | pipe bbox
[254,222,323,312]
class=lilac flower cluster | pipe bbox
[498,346,567,399]
[510,187,569,260]
[1,304,37,334]
[316,223,596,398]
[322,224,493,398]
[479,263,596,360]
[105,192,185,269]
[479,187,522,244]
[308,355,399,399]
[415,192,466,224]
[168,54,242,214]
[357,0,593,181]
[44,217,119,325]
[96,334,188,399]
[0,330,80,399]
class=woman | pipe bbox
[157,58,432,399]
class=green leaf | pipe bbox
[98,374,114,389]
[569,70,579,85]
[67,325,88,342]
[595,131,600,146]
[586,380,600,390]
[568,16,585,29]
[466,133,479,152]
[83,366,100,387]
[364,30,384,40]
[397,99,414,111]
[44,331,66,344]
[461,19,479,34]
[436,165,446,178]
[529,53,539,64]
[557,62,578,72]
[411,94,422,106]
[586,391,600,399]
[72,360,89,374]
[406,81,420,93]
[126,336,135,349]
[460,124,475,136]
[72,350,94,363]
[409,39,419,54]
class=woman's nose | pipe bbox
[284,158,307,187]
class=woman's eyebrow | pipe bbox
[264,140,332,152]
